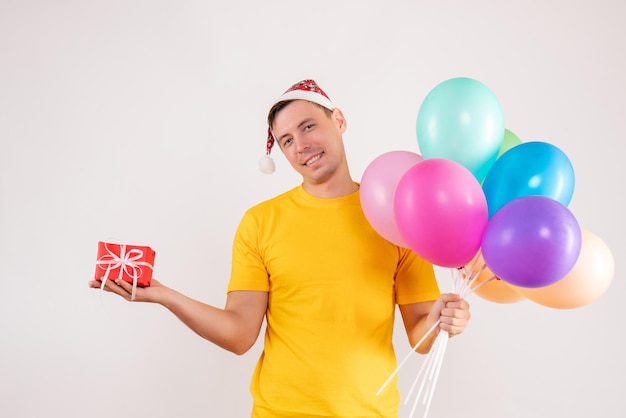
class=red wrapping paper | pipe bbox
[95,241,155,287]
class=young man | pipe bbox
[90,79,471,417]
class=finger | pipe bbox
[438,293,461,303]
[88,280,101,289]
[92,279,117,292]
[114,279,136,300]
[441,313,470,326]
[439,322,466,336]
[439,313,470,336]
[430,294,456,314]
[95,278,130,299]
[444,298,470,311]
[440,307,467,321]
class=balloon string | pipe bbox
[466,263,488,291]
[423,332,449,418]
[456,263,488,298]
[405,331,443,404]
[458,248,483,290]
[408,334,443,417]
[468,275,496,294]
[376,319,441,397]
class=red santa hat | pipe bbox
[259,79,334,174]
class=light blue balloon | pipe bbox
[482,141,575,218]
[416,77,505,182]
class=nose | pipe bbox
[294,135,311,153]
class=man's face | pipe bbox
[271,100,347,184]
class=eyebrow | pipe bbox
[277,118,315,143]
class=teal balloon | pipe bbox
[482,141,575,218]
[416,77,505,182]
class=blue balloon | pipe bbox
[416,77,505,182]
[482,141,575,218]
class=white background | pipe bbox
[1,1,624,417]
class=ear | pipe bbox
[331,108,347,133]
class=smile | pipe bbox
[303,153,323,167]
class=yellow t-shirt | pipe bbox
[228,185,440,417]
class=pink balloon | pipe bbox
[360,151,423,246]
[394,158,488,267]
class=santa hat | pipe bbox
[259,79,335,174]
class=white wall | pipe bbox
[1,1,624,417]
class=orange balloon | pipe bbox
[511,229,614,309]
[466,253,525,304]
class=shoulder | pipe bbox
[246,186,299,214]
[237,186,301,228]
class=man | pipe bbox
[90,79,471,417]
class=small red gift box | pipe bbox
[95,241,155,288]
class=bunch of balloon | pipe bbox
[364,76,614,418]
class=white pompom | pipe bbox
[258,154,276,174]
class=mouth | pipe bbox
[303,152,323,167]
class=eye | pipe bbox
[304,124,314,131]
[282,137,293,147]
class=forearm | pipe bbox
[91,276,267,355]
[157,288,239,352]
[408,313,439,354]
[149,285,263,355]
[399,300,438,355]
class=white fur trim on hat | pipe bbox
[275,89,334,111]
